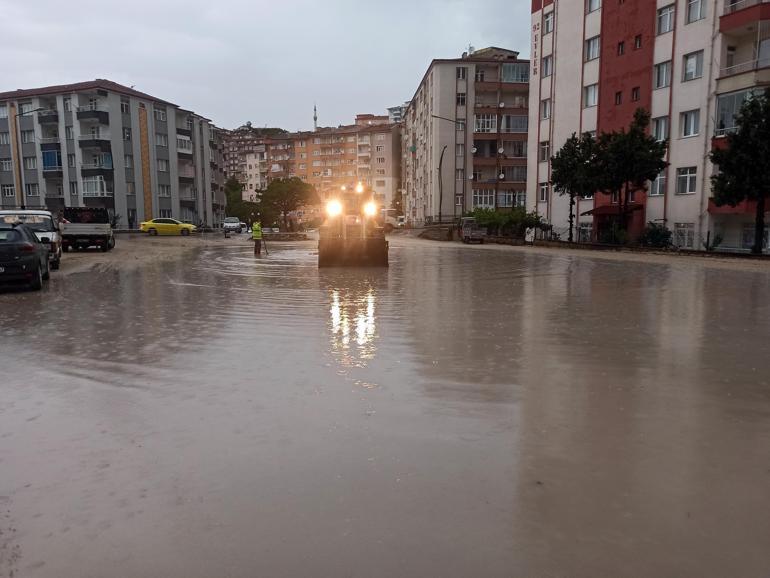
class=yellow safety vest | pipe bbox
[252,223,262,240]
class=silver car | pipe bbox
[222,217,242,233]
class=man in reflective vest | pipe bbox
[252,220,263,255]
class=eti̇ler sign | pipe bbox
[531,22,540,77]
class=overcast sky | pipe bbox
[1,0,530,130]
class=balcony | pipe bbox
[37,110,59,124]
[179,166,196,182]
[39,137,61,151]
[721,0,770,32]
[76,106,110,124]
[42,165,63,178]
[78,135,112,151]
[717,57,770,91]
[81,162,114,178]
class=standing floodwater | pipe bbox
[1,237,769,578]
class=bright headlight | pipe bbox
[326,200,343,217]
[363,201,377,217]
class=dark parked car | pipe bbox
[0,223,50,290]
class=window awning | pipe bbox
[581,203,644,217]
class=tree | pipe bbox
[596,109,668,236]
[260,177,318,230]
[710,91,770,254]
[550,132,599,242]
[223,176,259,224]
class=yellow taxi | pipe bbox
[140,218,197,236]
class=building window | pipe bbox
[654,61,671,89]
[475,69,486,82]
[544,11,554,34]
[23,156,37,170]
[456,92,466,106]
[0,158,12,171]
[586,0,601,13]
[21,130,35,144]
[376,133,386,141]
[472,189,495,208]
[456,66,467,80]
[456,168,465,180]
[716,89,756,136]
[501,115,528,133]
[126,182,135,195]
[158,184,171,197]
[61,98,71,112]
[154,108,167,121]
[686,0,704,23]
[68,154,76,168]
[634,35,642,49]
[155,133,168,147]
[120,99,130,114]
[158,159,169,172]
[375,180,386,187]
[159,209,172,219]
[375,145,384,152]
[456,144,465,157]
[376,169,386,176]
[584,84,599,108]
[2,184,15,197]
[631,87,640,101]
[657,5,675,34]
[0,105,7,119]
[0,132,8,145]
[541,99,552,119]
[676,167,697,194]
[475,114,497,133]
[539,182,549,202]
[25,183,39,197]
[376,157,385,164]
[615,91,623,105]
[652,116,669,141]
[19,103,33,114]
[650,171,667,196]
[123,127,132,141]
[504,140,527,158]
[125,155,133,169]
[585,36,600,61]
[618,41,625,55]
[683,50,704,81]
[539,140,550,162]
[674,223,695,248]
[542,55,553,77]
[681,109,700,137]
[456,119,466,132]
[69,181,78,196]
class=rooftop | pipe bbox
[0,79,176,106]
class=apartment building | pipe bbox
[242,146,268,202]
[222,123,286,184]
[401,47,530,225]
[291,120,401,207]
[529,0,770,250]
[0,79,225,227]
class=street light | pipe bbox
[431,114,466,223]
[9,106,45,208]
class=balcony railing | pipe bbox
[39,137,60,144]
[76,106,108,112]
[78,134,109,141]
[81,162,113,170]
[723,0,770,13]
[42,165,63,172]
[82,190,114,198]
[720,57,770,77]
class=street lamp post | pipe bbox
[431,114,466,226]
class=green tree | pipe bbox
[710,92,770,254]
[596,109,668,236]
[550,132,599,243]
[223,176,260,224]
[260,177,319,230]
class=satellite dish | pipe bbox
[499,102,505,108]
[471,147,477,154]
[498,147,505,154]
[499,173,505,180]
[468,174,474,181]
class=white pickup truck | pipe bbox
[0,209,63,270]
[61,207,115,252]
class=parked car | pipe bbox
[0,223,50,290]
[0,209,62,269]
[222,217,242,233]
[240,222,247,233]
[140,218,197,236]
[397,216,406,228]
[459,217,486,244]
[61,207,115,252]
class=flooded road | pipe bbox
[1,236,770,577]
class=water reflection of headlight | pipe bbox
[329,288,377,364]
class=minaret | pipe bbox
[314,104,318,131]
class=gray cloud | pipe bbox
[0,0,531,129]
